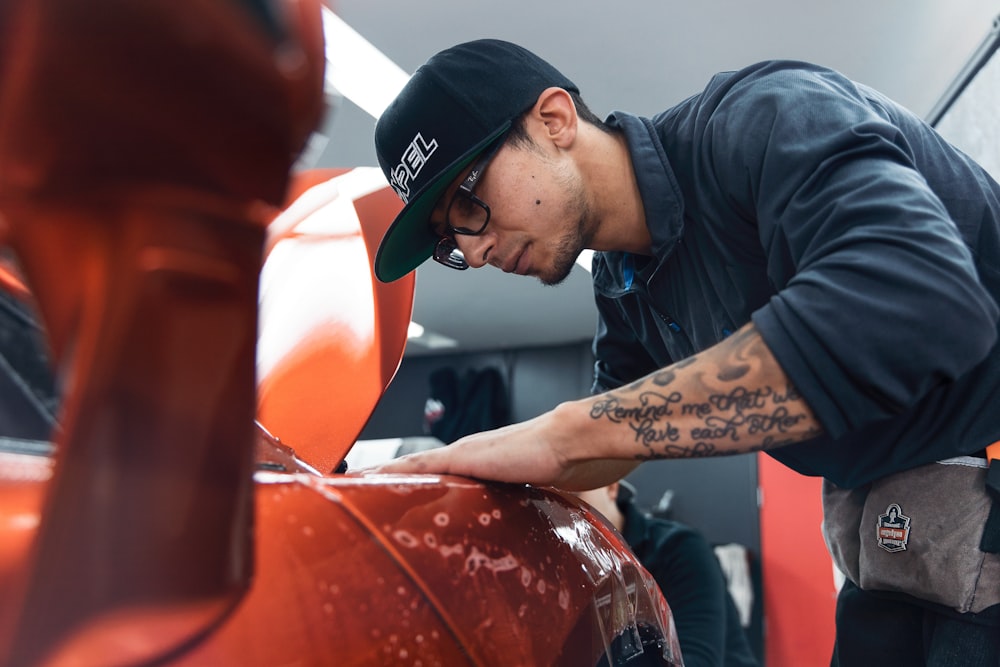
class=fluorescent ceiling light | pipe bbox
[320,7,410,118]
[406,325,459,350]
[407,320,458,349]
[408,331,459,350]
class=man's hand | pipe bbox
[369,323,823,489]
[370,405,635,490]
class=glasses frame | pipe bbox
[432,135,508,271]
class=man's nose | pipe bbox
[455,233,494,269]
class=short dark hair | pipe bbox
[506,90,613,149]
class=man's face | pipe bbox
[429,135,594,286]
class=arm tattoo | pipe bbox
[591,325,819,460]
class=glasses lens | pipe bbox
[433,236,468,270]
[447,195,490,235]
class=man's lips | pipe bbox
[515,248,530,275]
[502,248,528,275]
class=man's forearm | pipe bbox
[371,322,824,490]
[567,322,823,462]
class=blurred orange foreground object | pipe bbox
[256,167,414,474]
[0,0,326,665]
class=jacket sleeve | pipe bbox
[708,62,999,439]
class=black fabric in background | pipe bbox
[426,366,510,444]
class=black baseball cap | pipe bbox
[373,39,579,282]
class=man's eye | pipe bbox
[452,195,479,218]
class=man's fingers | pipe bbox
[367,456,418,473]
[365,450,442,475]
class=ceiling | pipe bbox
[313,0,1000,357]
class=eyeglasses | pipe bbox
[432,135,507,270]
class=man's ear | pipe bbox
[530,87,578,149]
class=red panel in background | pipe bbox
[757,453,838,666]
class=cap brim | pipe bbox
[374,125,510,282]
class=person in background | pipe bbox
[369,39,1000,664]
[575,481,759,667]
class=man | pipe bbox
[575,481,759,667]
[370,39,1000,663]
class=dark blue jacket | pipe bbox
[591,61,1000,488]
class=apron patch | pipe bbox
[876,503,911,553]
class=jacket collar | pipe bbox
[595,112,685,293]
[605,111,685,260]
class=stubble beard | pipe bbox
[541,229,585,286]
[538,162,595,286]
[540,205,595,286]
